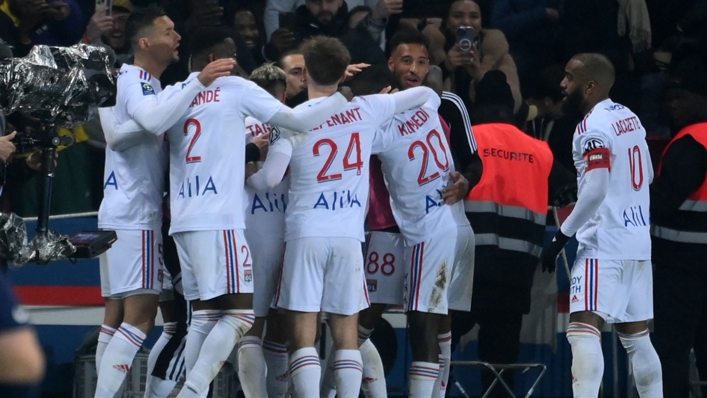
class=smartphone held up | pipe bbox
[456,25,477,52]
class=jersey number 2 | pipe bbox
[628,145,643,191]
[313,133,364,183]
[183,118,202,163]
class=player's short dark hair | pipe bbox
[387,27,430,57]
[300,36,351,86]
[125,5,166,48]
[250,63,287,97]
[276,49,302,70]
[571,53,616,91]
[346,64,398,96]
[188,26,236,59]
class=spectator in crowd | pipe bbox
[488,0,563,96]
[0,0,85,57]
[264,0,382,40]
[160,0,257,84]
[264,0,386,64]
[424,0,523,116]
[651,51,707,398]
[82,0,133,66]
[234,9,266,66]
[453,70,553,397]
[277,50,308,107]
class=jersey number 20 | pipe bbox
[313,133,364,183]
[408,129,450,186]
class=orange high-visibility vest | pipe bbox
[464,123,553,257]
[652,122,707,244]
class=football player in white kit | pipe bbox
[246,36,432,398]
[347,63,474,397]
[541,53,662,397]
[94,7,235,397]
[157,27,347,398]
[236,63,291,398]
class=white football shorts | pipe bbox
[173,229,254,302]
[275,237,369,316]
[569,258,653,323]
[99,229,163,297]
[246,231,285,317]
[364,231,405,306]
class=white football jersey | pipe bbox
[167,74,285,234]
[244,116,289,242]
[572,98,653,260]
[373,90,458,246]
[269,94,398,242]
[98,64,167,230]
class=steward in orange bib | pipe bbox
[650,53,707,398]
[449,71,553,396]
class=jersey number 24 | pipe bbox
[313,133,364,183]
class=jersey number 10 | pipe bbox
[313,133,364,183]
[628,145,644,191]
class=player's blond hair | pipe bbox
[249,63,286,83]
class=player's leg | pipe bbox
[433,315,452,397]
[145,290,188,398]
[96,252,122,375]
[567,258,614,398]
[438,225,474,397]
[615,260,662,398]
[405,228,458,397]
[321,237,371,398]
[237,317,267,398]
[358,230,404,398]
[275,237,328,398]
[237,232,285,398]
[358,304,388,398]
[96,298,122,375]
[96,230,163,397]
[178,230,255,398]
[262,310,289,398]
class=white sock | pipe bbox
[262,339,289,398]
[567,322,604,398]
[144,322,177,398]
[333,349,363,398]
[434,332,452,397]
[95,323,145,397]
[146,378,178,398]
[185,310,221,379]
[237,336,267,397]
[409,361,440,397]
[358,324,374,346]
[289,347,321,398]
[618,330,663,398]
[359,339,387,398]
[96,325,116,375]
[180,310,254,397]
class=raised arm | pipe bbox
[263,93,348,132]
[128,59,235,133]
[390,86,432,114]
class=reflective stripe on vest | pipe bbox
[475,233,543,258]
[651,225,707,244]
[679,200,707,212]
[464,200,547,226]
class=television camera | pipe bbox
[0,41,117,266]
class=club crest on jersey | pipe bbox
[582,138,605,154]
[269,127,281,145]
[142,83,156,96]
[244,270,252,282]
